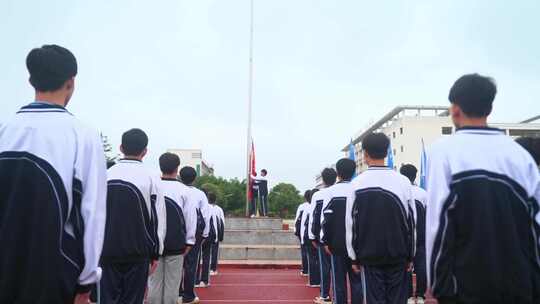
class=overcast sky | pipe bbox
[1,0,539,191]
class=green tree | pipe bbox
[194,175,246,216]
[268,183,303,219]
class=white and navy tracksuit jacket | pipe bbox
[411,185,427,252]
[300,202,313,245]
[426,127,540,302]
[160,178,197,255]
[209,205,225,243]
[347,167,415,265]
[0,102,107,301]
[102,160,166,263]
[309,188,329,242]
[321,182,355,255]
[295,202,310,239]
[185,186,211,241]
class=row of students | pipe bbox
[0,44,227,304]
[295,73,540,304]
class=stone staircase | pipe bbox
[220,217,301,262]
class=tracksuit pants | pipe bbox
[99,261,150,304]
[364,263,409,304]
[148,254,184,304]
[409,246,426,299]
[180,242,202,302]
[307,243,320,286]
[259,193,268,216]
[198,240,213,285]
[210,242,220,272]
[330,253,363,304]
[301,243,309,275]
[318,244,331,299]
[249,192,259,216]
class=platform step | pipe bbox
[225,217,283,231]
[219,244,301,260]
[223,229,299,246]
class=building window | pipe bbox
[393,132,396,139]
[393,149,396,155]
[442,127,453,135]
[192,152,202,159]
[400,146,404,152]
[400,127,403,135]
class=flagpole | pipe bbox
[245,0,254,217]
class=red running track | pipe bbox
[196,268,319,304]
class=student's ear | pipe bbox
[63,78,75,107]
[140,148,148,159]
[450,104,463,128]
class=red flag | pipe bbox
[248,140,256,200]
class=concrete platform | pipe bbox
[225,217,283,231]
[222,229,298,246]
[219,244,301,260]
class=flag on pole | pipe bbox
[420,139,427,189]
[349,140,357,178]
[248,139,256,201]
[387,142,394,169]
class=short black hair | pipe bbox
[121,128,148,156]
[321,168,337,186]
[362,133,389,159]
[336,158,356,181]
[26,45,77,92]
[208,192,217,204]
[516,137,540,166]
[261,169,267,175]
[448,73,497,117]
[159,152,180,175]
[179,166,197,185]
[400,164,418,184]
[303,190,312,202]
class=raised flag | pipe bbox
[420,139,427,189]
[387,142,394,169]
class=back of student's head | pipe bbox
[448,73,497,118]
[336,158,356,181]
[321,168,337,186]
[179,166,197,185]
[400,164,418,184]
[304,190,312,203]
[159,152,180,175]
[516,137,540,166]
[208,192,217,204]
[121,128,148,156]
[362,133,389,159]
[26,44,78,92]
[261,169,267,176]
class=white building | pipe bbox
[341,105,540,175]
[167,148,214,176]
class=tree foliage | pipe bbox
[195,175,247,216]
[268,183,303,219]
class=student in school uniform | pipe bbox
[295,191,312,276]
[426,74,540,304]
[258,169,270,216]
[148,153,197,304]
[210,200,225,275]
[0,45,107,304]
[321,159,363,304]
[249,172,260,217]
[198,192,218,287]
[302,189,320,287]
[100,129,167,304]
[347,133,415,304]
[179,167,211,304]
[309,168,337,304]
[400,164,428,303]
